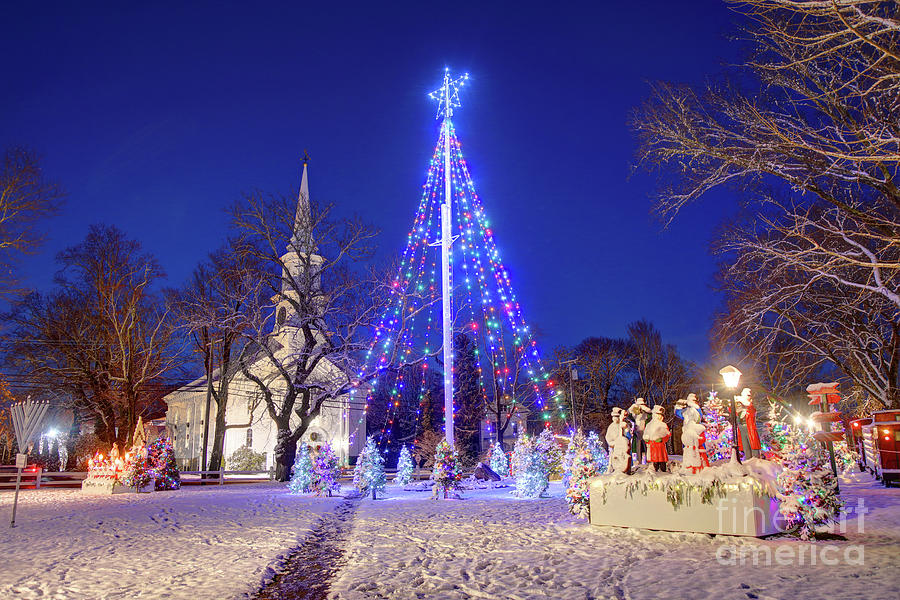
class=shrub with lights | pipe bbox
[536,428,564,479]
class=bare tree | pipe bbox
[4,225,178,445]
[633,0,899,406]
[714,211,900,407]
[228,190,397,481]
[168,242,265,471]
[0,147,63,295]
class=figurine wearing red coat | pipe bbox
[735,388,761,458]
[642,405,671,472]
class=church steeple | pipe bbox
[290,152,317,255]
[276,154,325,334]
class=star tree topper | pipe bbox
[429,68,469,120]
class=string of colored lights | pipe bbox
[348,79,563,452]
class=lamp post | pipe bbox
[719,365,742,465]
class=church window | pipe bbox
[246,428,253,447]
[277,306,287,326]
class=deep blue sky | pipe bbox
[2,1,741,362]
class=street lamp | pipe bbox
[719,365,742,464]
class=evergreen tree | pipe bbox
[562,430,584,488]
[288,442,315,494]
[489,443,509,478]
[565,431,597,518]
[453,333,486,467]
[512,432,548,498]
[48,435,61,472]
[535,428,563,479]
[312,442,341,496]
[702,391,733,462]
[148,436,180,490]
[121,450,153,490]
[432,438,462,498]
[353,436,386,499]
[394,445,414,485]
[763,401,843,539]
[585,430,608,473]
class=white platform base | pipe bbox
[588,477,780,537]
[82,479,154,495]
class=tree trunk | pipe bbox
[207,397,228,471]
[273,426,300,482]
[64,411,82,470]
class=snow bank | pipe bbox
[0,483,338,599]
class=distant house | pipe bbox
[163,161,365,471]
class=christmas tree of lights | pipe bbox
[512,432,549,498]
[565,431,597,518]
[489,443,509,477]
[432,438,462,498]
[313,442,341,496]
[350,69,563,452]
[354,436,386,499]
[703,391,733,462]
[394,445,415,485]
[288,442,315,494]
[586,430,609,474]
[148,436,180,491]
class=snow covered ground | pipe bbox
[329,475,900,600]
[1,474,898,599]
[0,483,339,599]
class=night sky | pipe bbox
[2,1,743,362]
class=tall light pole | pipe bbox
[429,69,468,447]
[719,365,742,464]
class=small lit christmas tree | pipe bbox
[394,445,414,485]
[535,428,563,479]
[148,436,180,490]
[764,401,843,539]
[562,430,586,488]
[288,442,315,494]
[512,432,548,498]
[489,443,510,478]
[586,430,608,473]
[353,436,386,499]
[776,427,843,539]
[312,442,341,496]
[121,449,153,490]
[566,431,597,518]
[431,438,462,498]
[703,391,733,462]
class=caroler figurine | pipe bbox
[627,397,652,465]
[675,394,707,473]
[642,405,671,472]
[605,407,632,474]
[735,387,761,459]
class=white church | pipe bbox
[163,162,365,471]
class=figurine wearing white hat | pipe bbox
[627,397,652,465]
[735,387,761,459]
[675,394,706,473]
[605,407,631,474]
[642,405,671,472]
